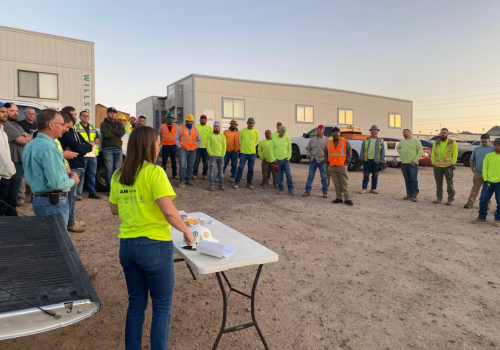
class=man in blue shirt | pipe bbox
[464,134,494,209]
[23,109,80,226]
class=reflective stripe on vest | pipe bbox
[161,123,177,145]
[179,126,198,151]
[363,137,383,162]
[433,139,454,166]
[327,138,347,166]
[223,129,240,151]
[74,123,98,156]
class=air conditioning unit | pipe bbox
[166,83,183,109]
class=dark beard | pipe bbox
[440,136,447,141]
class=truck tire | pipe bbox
[95,156,107,192]
[290,145,301,163]
[348,150,361,172]
[462,153,471,167]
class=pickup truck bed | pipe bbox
[0,215,100,340]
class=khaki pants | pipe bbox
[261,160,276,185]
[467,171,489,205]
[329,165,350,200]
[433,165,455,201]
[326,166,331,186]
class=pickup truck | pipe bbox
[290,125,401,171]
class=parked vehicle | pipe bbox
[0,98,46,120]
[457,140,480,167]
[289,125,401,171]
[419,139,433,166]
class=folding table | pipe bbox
[171,212,278,350]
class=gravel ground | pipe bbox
[2,162,500,350]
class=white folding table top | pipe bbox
[172,212,278,274]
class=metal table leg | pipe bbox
[173,258,196,280]
[212,264,269,350]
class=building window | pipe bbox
[389,113,402,128]
[18,70,59,100]
[222,98,245,120]
[296,105,314,123]
[338,108,353,125]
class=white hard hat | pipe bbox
[181,224,218,249]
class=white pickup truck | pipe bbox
[289,125,401,171]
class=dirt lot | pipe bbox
[3,162,500,349]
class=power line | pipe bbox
[414,114,500,121]
[414,117,500,125]
[414,103,500,111]
[401,83,500,98]
[414,97,500,107]
[413,92,500,103]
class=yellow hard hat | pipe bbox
[117,115,126,120]
[185,114,194,122]
[230,118,238,124]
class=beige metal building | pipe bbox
[137,74,412,139]
[0,26,95,123]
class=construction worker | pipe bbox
[258,130,276,189]
[359,125,385,194]
[125,116,135,134]
[74,110,102,199]
[234,117,259,190]
[175,114,201,187]
[161,112,179,180]
[270,121,289,182]
[324,126,353,205]
[464,134,493,209]
[117,115,127,129]
[223,119,240,182]
[303,125,329,198]
[396,129,423,202]
[471,138,500,227]
[193,115,212,180]
[431,128,458,205]
[207,122,226,191]
[137,116,147,126]
[100,107,125,192]
[270,126,294,196]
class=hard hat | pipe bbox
[230,118,238,124]
[181,224,219,249]
[166,112,175,119]
[117,115,126,120]
[369,125,380,131]
[185,114,194,122]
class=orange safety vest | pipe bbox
[179,126,199,151]
[161,123,177,146]
[327,137,347,166]
[223,129,240,152]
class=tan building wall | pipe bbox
[95,103,130,128]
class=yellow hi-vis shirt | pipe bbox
[110,161,176,241]
[431,139,458,167]
[258,139,273,163]
[206,132,226,157]
[240,128,259,154]
[270,135,292,161]
[483,152,500,183]
[195,124,213,148]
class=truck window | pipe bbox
[308,129,318,138]
[324,127,333,137]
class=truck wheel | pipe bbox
[290,145,301,163]
[462,153,471,167]
[95,156,107,192]
[348,151,360,171]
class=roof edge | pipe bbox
[0,25,94,45]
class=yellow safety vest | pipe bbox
[55,139,70,171]
[74,122,99,156]
[363,137,383,162]
[432,139,455,167]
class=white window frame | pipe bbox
[18,70,59,100]
[338,108,354,125]
[221,98,245,120]
[295,104,314,124]
[389,112,402,128]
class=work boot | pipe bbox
[302,191,311,197]
[173,175,180,180]
[494,221,500,227]
[412,194,418,202]
[192,175,197,180]
[87,268,98,280]
[463,203,473,209]
[323,193,328,198]
[67,223,85,233]
[246,183,254,190]
[263,183,268,189]
[359,189,368,194]
[89,193,102,199]
[403,195,412,200]
[332,199,343,204]
[370,189,379,194]
[219,186,226,191]
[344,200,354,206]
[233,184,239,189]
[433,199,442,204]
[445,200,454,206]
[202,176,208,180]
[178,183,186,188]
[77,221,86,226]
[230,177,235,183]
[209,185,215,191]
[289,191,296,196]
[471,217,487,224]
[278,191,284,195]
[273,181,278,188]
[76,197,83,201]
[186,182,196,186]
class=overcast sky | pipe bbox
[3,0,499,134]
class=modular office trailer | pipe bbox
[137,74,412,139]
[0,26,96,124]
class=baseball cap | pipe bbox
[277,121,282,125]
[129,116,136,121]
[0,102,4,107]
[200,114,207,119]
[493,138,500,144]
[317,125,324,129]
[332,126,340,132]
[107,107,117,113]
[247,117,255,123]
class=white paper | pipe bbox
[84,145,96,157]
[197,240,235,259]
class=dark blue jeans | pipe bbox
[362,160,379,190]
[68,168,85,227]
[193,148,209,176]
[401,163,419,196]
[277,159,294,192]
[162,145,177,177]
[0,177,12,216]
[305,160,328,193]
[178,148,196,183]
[235,153,256,184]
[223,151,239,178]
[102,149,123,192]
[119,238,175,350]
[76,157,98,197]
[478,182,500,220]
[9,162,24,210]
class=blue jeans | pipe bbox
[401,163,419,196]
[178,148,196,183]
[276,159,294,192]
[0,177,12,216]
[76,157,98,197]
[362,160,380,190]
[235,153,256,184]
[193,148,209,176]
[209,156,224,185]
[223,151,239,178]
[119,238,175,350]
[305,160,328,193]
[32,195,70,227]
[68,168,85,226]
[10,162,24,210]
[162,145,177,177]
[103,149,123,192]
[478,182,500,220]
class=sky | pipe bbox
[3,0,499,134]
